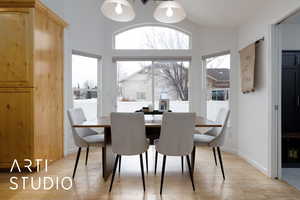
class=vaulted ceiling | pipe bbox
[177,0,269,27]
[282,11,300,24]
[97,0,300,27]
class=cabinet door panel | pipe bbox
[282,69,298,132]
[0,89,33,167]
[0,9,33,87]
[282,51,300,134]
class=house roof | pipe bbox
[207,68,229,81]
[119,66,151,82]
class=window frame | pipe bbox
[202,51,231,120]
[113,24,192,50]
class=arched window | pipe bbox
[114,26,190,50]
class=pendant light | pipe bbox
[154,1,186,24]
[100,0,186,24]
[101,0,135,22]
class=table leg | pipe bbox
[102,127,116,181]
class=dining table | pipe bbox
[72,115,222,181]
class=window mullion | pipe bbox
[152,61,155,109]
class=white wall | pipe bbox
[40,0,64,18]
[281,24,300,50]
[64,0,105,54]
[237,1,300,176]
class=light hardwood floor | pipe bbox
[1,147,300,200]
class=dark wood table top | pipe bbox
[72,116,222,128]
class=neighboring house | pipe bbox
[119,66,180,102]
[206,68,230,101]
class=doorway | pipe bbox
[276,12,300,189]
[281,50,300,189]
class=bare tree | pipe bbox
[158,62,188,101]
[142,27,189,100]
[143,27,188,49]
[83,80,96,89]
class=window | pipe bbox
[115,26,190,50]
[117,60,189,112]
[204,54,230,121]
[211,90,229,101]
[72,53,100,120]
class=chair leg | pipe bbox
[85,147,89,166]
[118,156,122,174]
[139,154,146,191]
[181,156,184,174]
[102,147,105,178]
[212,147,218,166]
[145,151,149,174]
[217,147,225,180]
[72,147,81,179]
[186,155,195,191]
[109,155,120,192]
[191,146,196,174]
[155,151,158,175]
[160,155,167,195]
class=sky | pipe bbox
[72,55,98,88]
[115,26,189,49]
[206,54,230,69]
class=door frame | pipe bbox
[269,5,300,180]
[269,24,282,179]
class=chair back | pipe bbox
[67,108,95,147]
[209,108,230,147]
[158,112,196,156]
[111,112,148,155]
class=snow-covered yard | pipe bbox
[74,99,229,121]
[207,100,229,121]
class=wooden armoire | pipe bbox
[0,0,67,169]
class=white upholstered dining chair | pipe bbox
[193,108,230,180]
[67,108,105,179]
[109,112,149,192]
[155,112,196,195]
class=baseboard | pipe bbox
[238,151,268,176]
[66,146,77,155]
[221,146,237,154]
